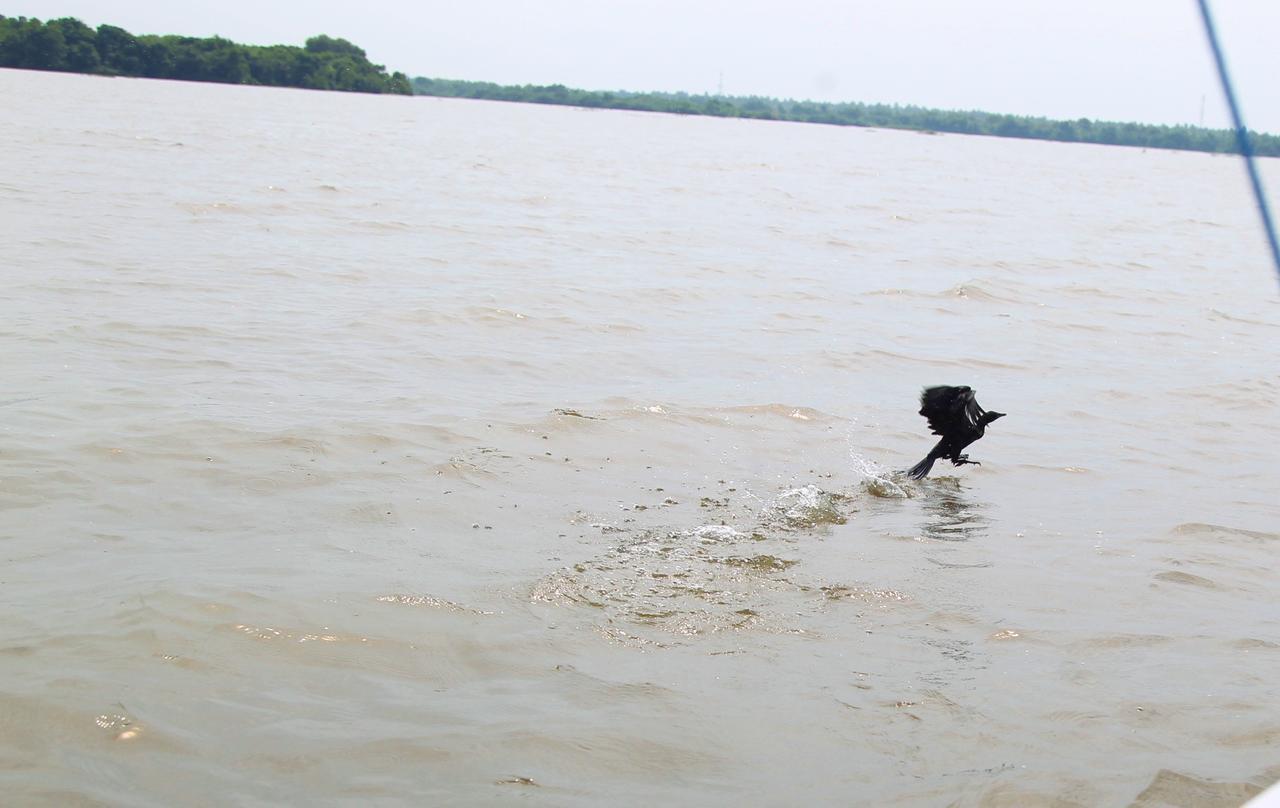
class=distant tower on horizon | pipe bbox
[717,70,724,97]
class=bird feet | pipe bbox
[951,454,981,466]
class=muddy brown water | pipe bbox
[2,68,1278,805]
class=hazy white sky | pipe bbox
[7,1,1279,133]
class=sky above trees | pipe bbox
[6,0,1278,133]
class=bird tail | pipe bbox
[906,454,936,480]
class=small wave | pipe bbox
[825,237,863,249]
[1152,571,1223,590]
[1171,523,1279,543]
[855,349,1024,371]
[1179,378,1277,408]
[1054,284,1133,301]
[1131,770,1262,806]
[861,287,928,299]
[468,306,531,324]
[823,585,909,604]
[376,594,495,614]
[1231,638,1280,650]
[858,282,1026,305]
[1206,308,1279,329]
[615,403,755,427]
[1070,633,1173,649]
[718,403,834,422]
[927,558,991,569]
[1014,464,1091,474]
[1179,218,1226,229]
[551,408,603,420]
[942,281,1027,304]
[176,201,250,216]
[353,219,413,231]
[230,622,370,645]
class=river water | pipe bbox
[2,68,1278,806]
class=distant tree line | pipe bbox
[413,77,1279,158]
[0,16,411,94]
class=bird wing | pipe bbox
[964,392,987,426]
[919,385,979,436]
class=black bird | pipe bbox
[907,385,1005,479]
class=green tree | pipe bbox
[139,37,177,78]
[405,76,1280,156]
[2,17,68,70]
[0,16,410,94]
[305,35,365,59]
[48,17,99,72]
[96,24,145,74]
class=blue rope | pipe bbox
[1195,0,1280,286]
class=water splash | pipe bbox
[848,452,912,499]
[769,485,848,527]
[688,525,749,542]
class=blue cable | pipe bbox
[1195,0,1280,286]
